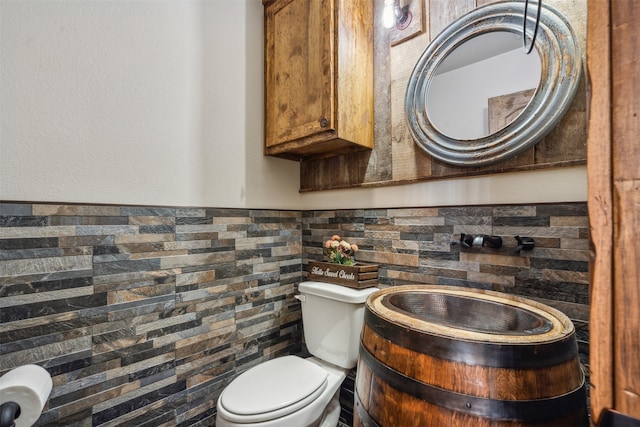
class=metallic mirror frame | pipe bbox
[405,2,581,167]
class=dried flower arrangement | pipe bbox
[324,235,358,266]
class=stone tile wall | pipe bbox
[0,203,302,426]
[303,203,590,427]
[1,201,589,426]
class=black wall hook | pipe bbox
[460,233,474,248]
[452,233,474,248]
[454,234,503,249]
[483,236,503,249]
[515,236,535,254]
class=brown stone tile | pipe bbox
[32,205,121,216]
[561,238,590,250]
[550,216,589,227]
[159,251,235,269]
[59,235,115,247]
[175,327,236,361]
[421,267,468,280]
[0,225,76,239]
[460,252,531,268]
[176,270,216,287]
[543,269,590,285]
[115,233,175,244]
[420,257,480,272]
[357,250,419,267]
[492,206,537,217]
[467,271,515,287]
[129,249,188,260]
[387,208,440,217]
[128,216,175,226]
[530,248,590,262]
[492,226,580,238]
[0,336,92,371]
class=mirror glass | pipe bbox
[426,32,541,140]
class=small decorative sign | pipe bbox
[308,261,378,289]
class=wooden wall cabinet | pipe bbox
[263,0,374,160]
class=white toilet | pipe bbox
[215,281,378,427]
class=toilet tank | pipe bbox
[298,281,379,369]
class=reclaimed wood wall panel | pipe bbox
[588,0,640,423]
[585,0,614,421]
[390,33,433,183]
[611,0,640,418]
[428,0,474,39]
[300,0,587,192]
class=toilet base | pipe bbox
[319,392,341,427]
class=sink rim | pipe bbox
[367,285,574,344]
[382,291,554,336]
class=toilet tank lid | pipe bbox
[299,281,379,303]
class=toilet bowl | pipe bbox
[215,356,346,427]
[215,281,378,427]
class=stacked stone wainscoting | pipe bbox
[1,202,590,427]
[0,203,302,427]
[303,203,590,427]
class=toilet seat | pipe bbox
[218,355,329,423]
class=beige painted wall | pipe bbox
[301,166,586,210]
[0,0,301,209]
[0,0,586,210]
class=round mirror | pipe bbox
[405,2,581,166]
[427,31,540,140]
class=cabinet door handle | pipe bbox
[319,117,329,128]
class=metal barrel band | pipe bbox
[355,391,382,427]
[363,308,578,369]
[359,343,587,423]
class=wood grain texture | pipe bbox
[389,0,426,46]
[299,0,587,192]
[359,324,583,400]
[390,32,433,182]
[355,286,588,426]
[307,261,378,288]
[300,0,391,189]
[586,0,614,424]
[264,0,331,148]
[264,0,373,159]
[613,181,640,417]
[428,0,474,39]
[356,302,588,427]
[611,0,640,418]
[336,0,375,148]
[488,89,536,134]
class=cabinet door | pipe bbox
[264,0,334,149]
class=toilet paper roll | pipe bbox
[0,364,52,427]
